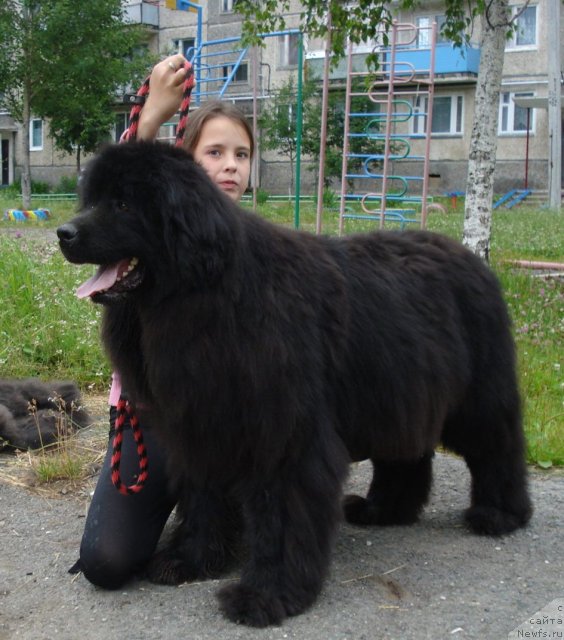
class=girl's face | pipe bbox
[192,116,252,202]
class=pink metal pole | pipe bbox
[525,108,530,190]
[316,17,332,235]
[252,45,259,210]
[338,41,354,236]
[379,22,399,228]
[504,260,564,270]
[420,20,437,228]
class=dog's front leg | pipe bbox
[218,437,348,627]
[146,484,241,584]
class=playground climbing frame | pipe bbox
[338,21,438,233]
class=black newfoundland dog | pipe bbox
[58,141,532,627]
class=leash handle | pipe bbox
[111,398,148,495]
[124,61,195,146]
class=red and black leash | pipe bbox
[110,398,148,495]
[110,61,195,495]
[124,61,195,146]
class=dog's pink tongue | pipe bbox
[76,261,129,299]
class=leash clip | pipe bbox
[123,94,146,105]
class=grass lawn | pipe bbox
[0,195,562,467]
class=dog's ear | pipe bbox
[159,155,238,286]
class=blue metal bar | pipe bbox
[493,189,518,209]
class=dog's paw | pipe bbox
[343,494,419,526]
[218,583,286,627]
[145,549,198,585]
[465,504,532,536]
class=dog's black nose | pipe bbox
[57,223,78,242]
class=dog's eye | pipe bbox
[117,201,129,212]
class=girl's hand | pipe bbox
[138,54,191,140]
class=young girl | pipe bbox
[73,55,255,589]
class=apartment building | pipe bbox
[0,0,560,196]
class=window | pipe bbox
[174,38,196,59]
[115,113,128,143]
[275,103,296,138]
[507,5,537,48]
[416,15,448,47]
[222,62,248,84]
[221,0,234,12]
[499,92,535,134]
[29,118,43,150]
[278,33,300,68]
[413,95,463,135]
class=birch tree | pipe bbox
[462,0,509,261]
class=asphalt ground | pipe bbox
[1,452,563,640]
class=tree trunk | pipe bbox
[20,82,32,210]
[289,149,295,194]
[462,0,508,262]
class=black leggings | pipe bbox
[75,407,177,589]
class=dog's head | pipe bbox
[57,141,238,304]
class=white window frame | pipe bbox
[174,37,196,59]
[275,103,296,139]
[499,91,535,135]
[29,118,43,151]
[222,62,248,84]
[415,15,448,47]
[278,33,300,68]
[115,113,128,143]
[221,0,234,13]
[506,4,537,50]
[412,95,463,136]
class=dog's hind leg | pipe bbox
[218,433,348,627]
[146,486,241,585]
[343,454,434,526]
[441,402,532,536]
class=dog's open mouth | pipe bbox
[76,257,144,303]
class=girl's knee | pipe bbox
[78,543,138,590]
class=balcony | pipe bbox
[305,43,480,81]
[384,43,480,77]
[124,1,159,28]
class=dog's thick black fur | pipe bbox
[0,378,90,451]
[57,141,532,627]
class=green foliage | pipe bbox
[497,268,564,466]
[256,188,270,205]
[302,80,388,187]
[0,234,109,387]
[29,181,51,195]
[235,0,499,69]
[259,74,386,188]
[258,74,317,190]
[0,0,155,172]
[0,184,21,198]
[54,175,79,195]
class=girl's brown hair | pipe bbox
[183,100,254,158]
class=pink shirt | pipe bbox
[109,372,122,406]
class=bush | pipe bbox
[55,175,79,194]
[30,180,51,194]
[256,188,269,205]
[0,183,21,198]
[317,187,338,208]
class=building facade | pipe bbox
[0,0,560,195]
